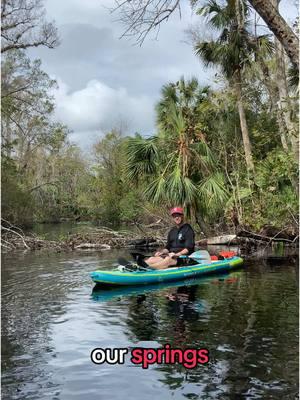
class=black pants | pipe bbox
[174,257,197,267]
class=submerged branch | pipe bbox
[237,229,296,243]
[1,221,165,252]
[1,225,30,249]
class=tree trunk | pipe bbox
[276,103,290,152]
[234,73,254,171]
[2,117,12,158]
[257,55,289,151]
[274,38,298,159]
[248,0,299,69]
[265,68,289,151]
[195,214,209,236]
[266,0,298,159]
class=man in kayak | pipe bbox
[139,207,195,270]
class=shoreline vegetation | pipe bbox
[1,1,299,253]
[2,218,298,258]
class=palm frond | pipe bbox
[225,187,253,208]
[197,0,230,29]
[195,0,263,78]
[160,83,178,103]
[199,172,228,210]
[255,34,274,57]
[144,175,167,204]
[183,176,200,204]
[169,101,185,134]
[165,167,199,206]
[189,141,216,173]
[288,64,299,92]
[195,41,223,67]
[125,136,159,180]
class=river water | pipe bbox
[2,249,298,399]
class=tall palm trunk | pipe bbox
[234,72,254,171]
[234,2,254,171]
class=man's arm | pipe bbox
[154,248,169,257]
[173,248,189,257]
[163,248,188,260]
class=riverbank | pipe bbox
[1,220,165,253]
[2,219,298,260]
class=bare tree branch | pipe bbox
[1,0,60,53]
[28,181,60,193]
[113,0,299,68]
[112,0,182,44]
[1,225,30,249]
[1,83,31,97]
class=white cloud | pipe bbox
[35,0,297,152]
[29,0,213,94]
[27,0,216,153]
[52,77,156,148]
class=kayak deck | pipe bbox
[90,256,244,286]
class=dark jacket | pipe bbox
[166,223,195,254]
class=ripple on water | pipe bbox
[1,252,298,400]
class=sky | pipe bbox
[28,0,297,150]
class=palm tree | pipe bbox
[125,78,228,223]
[156,77,210,141]
[195,0,273,171]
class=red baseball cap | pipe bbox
[170,207,184,216]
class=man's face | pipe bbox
[172,213,183,225]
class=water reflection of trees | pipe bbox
[125,284,200,344]
[124,266,298,398]
[1,252,79,397]
[125,294,159,341]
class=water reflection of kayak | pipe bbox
[90,256,244,287]
[91,271,243,302]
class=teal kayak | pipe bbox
[90,256,244,286]
[91,271,242,301]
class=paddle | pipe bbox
[118,257,133,267]
[117,257,137,271]
[117,257,150,271]
[130,251,151,260]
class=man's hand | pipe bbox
[168,252,177,259]
[155,249,169,257]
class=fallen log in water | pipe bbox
[66,231,165,250]
[196,229,298,248]
[1,219,165,252]
[237,229,298,244]
[74,243,111,250]
[197,234,238,246]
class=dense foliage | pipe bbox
[1,0,298,233]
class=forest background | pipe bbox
[1,0,299,238]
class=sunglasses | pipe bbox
[172,214,183,218]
